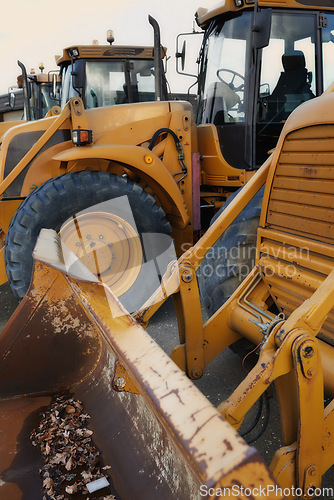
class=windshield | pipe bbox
[197,12,252,125]
[256,11,317,163]
[85,60,157,107]
[60,65,79,108]
[321,13,334,91]
[61,59,157,109]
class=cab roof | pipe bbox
[196,0,334,28]
[56,45,166,66]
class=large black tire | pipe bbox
[5,170,172,311]
[198,185,264,316]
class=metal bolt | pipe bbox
[112,253,116,259]
[307,368,315,377]
[75,241,81,247]
[181,270,193,283]
[308,483,317,492]
[303,346,314,358]
[86,234,91,240]
[99,234,104,239]
[108,242,113,247]
[115,377,126,389]
[90,242,96,248]
[191,366,203,379]
[309,466,317,477]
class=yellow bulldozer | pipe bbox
[1,0,334,497]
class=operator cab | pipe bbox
[58,45,168,109]
[28,69,60,120]
[197,6,334,169]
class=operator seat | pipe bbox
[266,50,315,122]
[123,84,140,103]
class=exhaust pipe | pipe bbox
[17,60,31,121]
[148,15,162,102]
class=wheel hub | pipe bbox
[60,212,143,297]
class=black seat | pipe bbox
[123,84,140,103]
[266,50,315,122]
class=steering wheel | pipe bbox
[217,69,245,92]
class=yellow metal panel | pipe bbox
[197,124,246,187]
[269,199,334,224]
[272,176,334,195]
[257,221,334,347]
[53,144,190,229]
[0,246,6,286]
[270,187,334,209]
[263,122,334,243]
[267,212,334,242]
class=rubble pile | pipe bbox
[30,394,115,499]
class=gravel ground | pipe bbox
[1,282,333,498]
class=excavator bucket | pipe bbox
[0,229,282,499]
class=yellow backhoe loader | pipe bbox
[1,0,333,313]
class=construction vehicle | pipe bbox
[0,87,24,122]
[0,1,333,309]
[0,64,60,124]
[18,61,61,121]
[2,82,334,498]
[6,36,167,121]
[180,0,334,314]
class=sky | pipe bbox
[0,0,219,95]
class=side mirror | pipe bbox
[175,32,203,78]
[253,8,272,50]
[71,59,85,92]
[9,91,16,109]
[176,40,186,72]
[51,73,58,99]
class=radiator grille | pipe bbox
[266,124,334,244]
[258,229,334,345]
[259,123,334,345]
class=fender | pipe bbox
[53,144,190,228]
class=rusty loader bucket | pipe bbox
[0,229,281,499]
